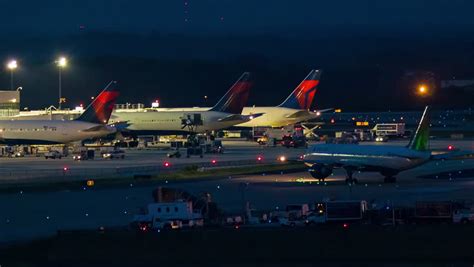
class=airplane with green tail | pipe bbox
[303,106,439,184]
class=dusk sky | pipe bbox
[2,0,474,35]
[1,0,473,110]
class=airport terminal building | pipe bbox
[0,90,20,117]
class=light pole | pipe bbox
[7,60,17,90]
[56,57,67,110]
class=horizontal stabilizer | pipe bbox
[285,110,314,119]
[108,121,131,131]
[217,113,264,122]
[82,125,109,132]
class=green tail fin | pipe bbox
[407,106,431,151]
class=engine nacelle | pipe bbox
[308,164,332,179]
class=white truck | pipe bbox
[278,204,310,227]
[133,200,204,231]
[306,200,368,225]
[371,123,405,138]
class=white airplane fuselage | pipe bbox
[124,106,318,129]
[0,120,116,145]
[304,144,431,172]
[110,110,244,134]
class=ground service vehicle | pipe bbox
[73,150,95,160]
[412,201,474,224]
[102,150,125,159]
[133,201,204,231]
[282,135,307,148]
[44,151,63,159]
[306,201,367,225]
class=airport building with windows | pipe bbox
[0,90,20,117]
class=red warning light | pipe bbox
[343,223,349,229]
[164,162,171,167]
[63,167,68,171]
[211,159,217,164]
[257,156,263,162]
[330,118,335,124]
[448,145,455,150]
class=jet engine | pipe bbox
[308,164,332,180]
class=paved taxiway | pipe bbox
[0,139,472,182]
[0,150,472,242]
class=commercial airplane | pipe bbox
[0,81,119,145]
[110,72,256,135]
[237,69,329,127]
[304,106,434,184]
[149,70,328,128]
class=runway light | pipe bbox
[278,156,286,162]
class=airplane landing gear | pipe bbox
[344,167,358,184]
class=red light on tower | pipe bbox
[211,159,217,165]
[164,162,170,167]
[448,145,454,151]
[63,167,68,171]
[343,223,349,229]
[257,155,263,162]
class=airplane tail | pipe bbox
[75,81,119,124]
[407,106,431,151]
[278,69,322,110]
[209,72,252,114]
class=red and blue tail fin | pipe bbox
[278,69,321,110]
[76,81,119,124]
[210,72,252,114]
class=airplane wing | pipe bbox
[285,110,314,119]
[286,108,333,119]
[218,113,264,122]
[431,150,474,160]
